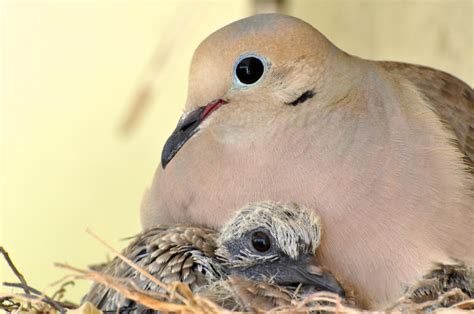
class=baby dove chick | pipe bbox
[216,202,344,296]
[208,201,346,311]
[83,202,344,312]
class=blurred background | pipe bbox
[1,0,472,303]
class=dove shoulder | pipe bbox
[379,61,474,164]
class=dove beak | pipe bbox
[161,99,227,168]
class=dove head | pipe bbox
[161,14,341,167]
[215,202,345,297]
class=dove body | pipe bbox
[141,14,474,308]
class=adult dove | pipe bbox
[141,14,474,309]
[84,202,344,312]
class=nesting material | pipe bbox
[1,245,473,313]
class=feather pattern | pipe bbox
[82,225,222,311]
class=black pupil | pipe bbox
[251,231,271,252]
[236,57,264,85]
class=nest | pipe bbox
[2,243,473,314]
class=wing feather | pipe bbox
[379,61,474,165]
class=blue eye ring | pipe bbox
[232,53,269,88]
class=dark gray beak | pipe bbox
[161,99,227,168]
[272,257,346,298]
[290,261,346,298]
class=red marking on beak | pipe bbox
[200,99,227,121]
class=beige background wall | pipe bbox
[1,0,472,303]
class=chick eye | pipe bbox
[235,56,265,85]
[251,231,271,252]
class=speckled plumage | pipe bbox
[82,225,222,312]
[386,263,474,311]
[408,264,473,304]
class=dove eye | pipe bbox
[251,231,271,252]
[233,54,267,86]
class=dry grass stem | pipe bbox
[55,263,228,313]
[85,228,189,304]
[119,4,194,135]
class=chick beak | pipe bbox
[289,257,345,298]
[161,99,227,168]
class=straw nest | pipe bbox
[1,244,473,314]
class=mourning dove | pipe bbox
[83,202,344,312]
[140,14,474,309]
[209,201,346,311]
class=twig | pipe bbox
[271,290,358,314]
[0,246,78,313]
[8,292,65,313]
[51,280,75,301]
[0,246,32,295]
[415,288,471,310]
[0,295,21,312]
[56,262,229,313]
[451,298,474,309]
[3,282,71,313]
[0,292,56,312]
[4,282,44,296]
[55,263,191,312]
